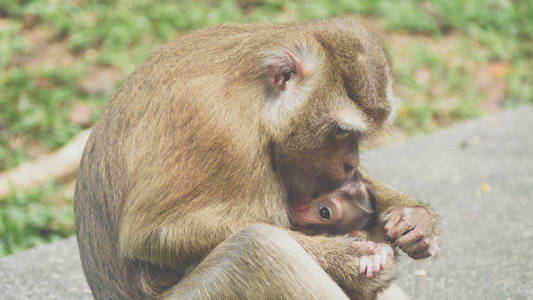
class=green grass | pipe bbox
[0,180,74,255]
[0,0,532,255]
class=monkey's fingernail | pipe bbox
[384,235,391,241]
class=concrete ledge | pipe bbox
[0,237,91,299]
[2,106,532,300]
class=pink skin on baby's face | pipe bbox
[291,178,375,235]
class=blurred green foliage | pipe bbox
[0,181,73,255]
[0,0,531,255]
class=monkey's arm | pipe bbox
[119,188,249,267]
[289,231,396,299]
[360,168,439,259]
[361,170,432,218]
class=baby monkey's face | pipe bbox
[291,177,376,235]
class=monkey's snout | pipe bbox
[343,163,357,180]
[342,152,359,179]
[343,162,356,173]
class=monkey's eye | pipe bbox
[318,206,332,220]
[333,124,352,139]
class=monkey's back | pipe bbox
[74,22,288,299]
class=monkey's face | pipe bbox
[291,177,376,235]
[276,107,362,193]
[265,28,395,199]
[275,71,393,197]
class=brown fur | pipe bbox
[75,17,436,300]
[291,172,377,235]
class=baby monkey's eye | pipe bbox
[318,206,332,220]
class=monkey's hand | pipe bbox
[292,232,396,299]
[383,207,439,259]
[352,241,394,279]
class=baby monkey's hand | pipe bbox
[351,240,395,278]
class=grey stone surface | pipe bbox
[0,237,91,300]
[1,106,532,300]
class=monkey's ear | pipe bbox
[266,50,307,92]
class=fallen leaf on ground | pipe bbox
[481,183,491,193]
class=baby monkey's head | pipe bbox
[291,174,376,235]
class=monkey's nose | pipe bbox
[343,162,356,174]
[343,153,359,177]
[343,164,358,180]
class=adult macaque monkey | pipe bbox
[75,17,439,300]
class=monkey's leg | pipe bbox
[164,224,349,300]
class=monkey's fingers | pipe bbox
[360,255,375,278]
[402,238,432,259]
[383,209,403,234]
[372,254,382,273]
[375,244,393,272]
[394,226,424,249]
[385,220,414,242]
[359,256,372,276]
[380,250,389,271]
[366,261,375,278]
[408,248,432,260]
[351,240,377,256]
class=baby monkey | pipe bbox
[291,172,393,278]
